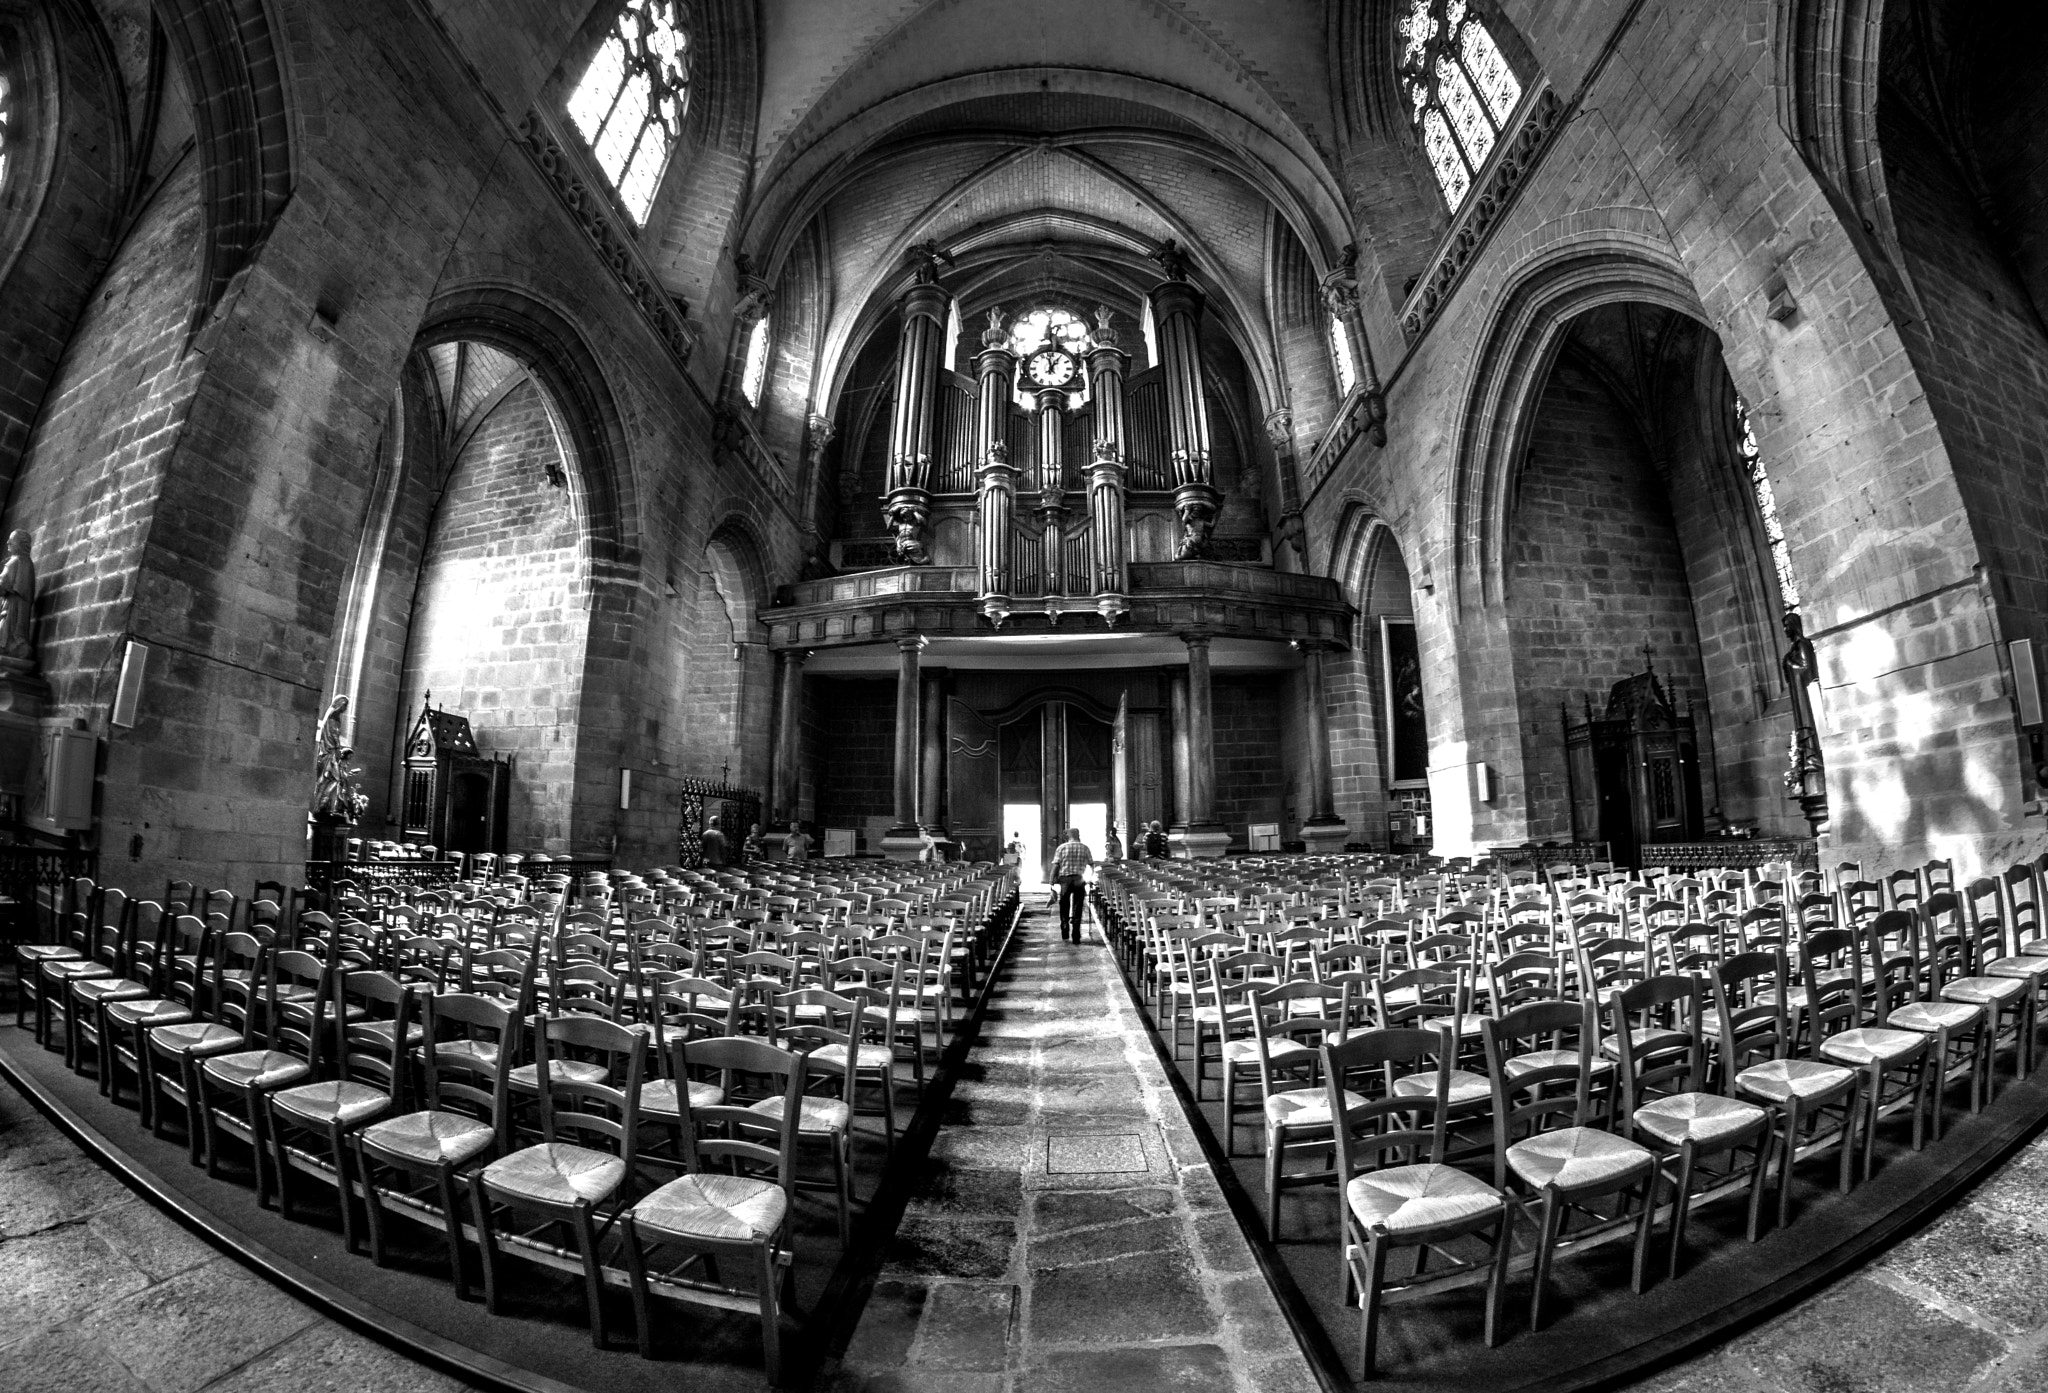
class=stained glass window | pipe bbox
[1008,307,1090,358]
[1397,0,1523,212]
[740,317,770,407]
[566,0,691,225]
[1330,314,1358,396]
[1734,394,1800,608]
[0,73,11,193]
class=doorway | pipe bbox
[1003,803,1045,886]
[1069,801,1109,863]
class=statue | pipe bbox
[1175,492,1219,560]
[1780,609,1828,818]
[0,530,37,664]
[884,497,931,565]
[905,241,953,285]
[314,694,368,824]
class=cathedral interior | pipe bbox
[5,2,2048,1391]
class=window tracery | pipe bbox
[1734,394,1800,608]
[1008,307,1090,358]
[1329,314,1358,396]
[740,316,770,407]
[566,0,691,225]
[0,72,12,194]
[1397,0,1523,212]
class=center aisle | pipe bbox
[827,901,1317,1393]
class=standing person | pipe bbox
[1049,827,1094,944]
[701,815,730,869]
[1143,820,1171,859]
[741,822,764,863]
[1001,833,1023,871]
[785,821,811,861]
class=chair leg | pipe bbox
[1776,1102,1799,1229]
[573,1206,607,1349]
[1837,1082,1858,1195]
[1630,1175,1655,1295]
[439,1168,472,1300]
[470,1180,503,1314]
[1744,1128,1772,1244]
[355,1144,393,1270]
[328,1125,362,1255]
[1483,1211,1511,1348]
[834,1131,853,1246]
[1860,1065,1880,1184]
[1529,1190,1563,1330]
[757,1237,784,1385]
[623,1221,656,1360]
[1359,1233,1390,1380]
[1264,1128,1284,1242]
[1666,1148,1695,1281]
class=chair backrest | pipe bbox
[338,970,414,1103]
[1798,926,1865,1050]
[266,949,331,1064]
[1483,998,1598,1190]
[678,1035,805,1185]
[1610,974,1704,1133]
[422,991,519,1147]
[1489,951,1562,1012]
[1711,949,1791,1080]
[533,1014,645,1164]
[1374,965,1467,1029]
[1322,1027,1456,1181]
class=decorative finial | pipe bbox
[1641,641,1656,675]
[1091,305,1119,348]
[982,305,1009,349]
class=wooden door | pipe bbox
[947,698,1002,862]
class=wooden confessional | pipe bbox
[1564,661,1704,867]
[398,698,511,854]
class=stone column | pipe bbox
[1169,670,1192,836]
[1264,408,1308,569]
[1175,631,1232,857]
[1294,639,1350,854]
[974,311,1019,622]
[882,635,928,859]
[881,246,953,565]
[766,648,807,830]
[1086,308,1131,620]
[920,673,946,839]
[1148,255,1221,560]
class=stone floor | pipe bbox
[7,910,2048,1392]
[821,904,1319,1393]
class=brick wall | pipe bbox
[1211,674,1284,850]
[813,677,895,831]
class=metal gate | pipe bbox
[677,776,762,867]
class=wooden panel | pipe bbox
[946,697,1002,862]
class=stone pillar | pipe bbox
[767,647,806,826]
[881,247,953,565]
[1148,259,1221,560]
[1295,639,1350,854]
[1169,670,1192,835]
[882,635,928,859]
[920,673,946,838]
[1264,408,1308,570]
[1175,631,1232,857]
[1086,308,1131,620]
[974,311,1019,622]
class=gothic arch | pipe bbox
[702,516,771,639]
[1447,241,1706,611]
[414,284,643,591]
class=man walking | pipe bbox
[1050,826,1094,943]
[1142,819,1171,859]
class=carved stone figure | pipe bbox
[1149,238,1192,282]
[314,694,367,823]
[1175,494,1219,560]
[885,497,931,564]
[1780,610,1827,797]
[0,530,37,664]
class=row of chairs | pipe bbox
[16,867,1019,1375]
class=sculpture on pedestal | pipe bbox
[314,694,368,826]
[1780,609,1828,835]
[0,530,38,665]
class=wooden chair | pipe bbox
[355,991,519,1297]
[1482,998,1656,1328]
[1323,1026,1509,1378]
[620,1035,807,1373]
[1609,975,1770,1277]
[471,1014,646,1346]
[194,948,329,1202]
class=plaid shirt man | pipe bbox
[1050,837,1094,881]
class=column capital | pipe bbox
[777,646,812,667]
[1263,407,1296,448]
[896,634,929,654]
[1290,636,1340,656]
[1177,626,1215,650]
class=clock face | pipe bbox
[1026,350,1077,387]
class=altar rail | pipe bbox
[1638,838,1819,871]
